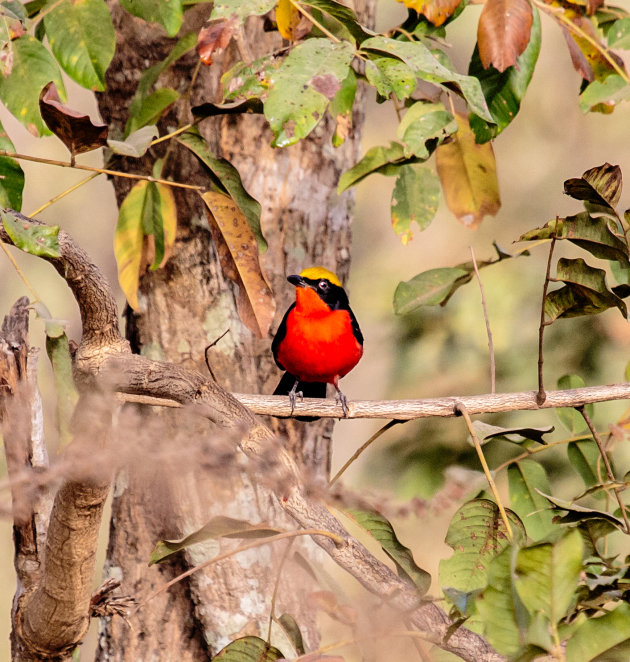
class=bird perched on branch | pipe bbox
[272,266,363,419]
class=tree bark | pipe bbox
[95,3,376,658]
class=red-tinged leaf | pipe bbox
[306,591,357,626]
[435,112,500,228]
[396,0,464,27]
[201,191,275,337]
[477,0,533,72]
[39,81,108,157]
[197,17,238,66]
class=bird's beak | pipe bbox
[288,274,306,288]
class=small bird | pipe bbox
[272,266,363,419]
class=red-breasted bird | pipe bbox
[272,266,363,418]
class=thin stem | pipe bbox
[329,420,401,485]
[493,433,593,473]
[533,0,629,84]
[137,529,344,609]
[150,123,194,147]
[578,406,630,534]
[290,0,340,43]
[266,538,295,643]
[537,234,556,405]
[0,150,205,192]
[30,0,64,26]
[456,403,513,541]
[470,246,496,393]
[28,172,100,217]
[0,239,40,302]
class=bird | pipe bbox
[272,266,363,419]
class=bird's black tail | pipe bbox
[273,372,326,421]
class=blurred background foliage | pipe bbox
[1,0,630,659]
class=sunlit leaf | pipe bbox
[210,0,277,22]
[222,54,279,102]
[0,119,24,210]
[477,0,533,72]
[264,39,354,147]
[469,7,541,142]
[514,530,583,625]
[119,0,183,37]
[150,516,283,565]
[345,508,431,594]
[435,112,500,228]
[277,614,305,656]
[508,460,555,541]
[197,17,238,65]
[178,129,266,251]
[394,0,464,27]
[201,191,275,337]
[276,0,302,40]
[1,210,60,257]
[39,82,108,157]
[44,0,115,91]
[213,636,284,661]
[330,68,356,146]
[439,499,524,601]
[0,36,65,136]
[579,75,630,113]
[608,18,630,48]
[556,375,593,435]
[396,100,456,158]
[394,266,470,313]
[365,55,416,101]
[545,257,627,321]
[391,165,440,244]
[565,603,630,662]
[361,36,493,121]
[564,162,622,214]
[338,142,413,193]
[107,125,159,158]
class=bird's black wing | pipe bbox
[347,306,363,346]
[271,301,296,370]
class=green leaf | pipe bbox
[264,39,354,147]
[365,55,416,101]
[568,440,603,492]
[300,0,371,43]
[518,213,630,270]
[222,54,279,102]
[564,163,622,215]
[45,328,78,448]
[44,0,115,91]
[472,421,554,445]
[119,0,183,37]
[0,36,65,136]
[213,636,284,661]
[277,614,305,656]
[345,508,431,594]
[439,499,525,600]
[0,119,24,210]
[178,130,266,251]
[330,68,356,146]
[536,492,626,533]
[468,7,541,143]
[508,460,555,541]
[545,258,628,321]
[476,547,528,656]
[396,100,456,158]
[1,210,60,257]
[394,266,470,314]
[514,530,583,625]
[556,374,593,434]
[566,604,630,662]
[338,141,413,193]
[391,164,440,243]
[579,75,630,113]
[107,125,159,158]
[150,516,283,565]
[361,36,493,122]
[210,0,277,21]
[125,88,179,137]
[608,18,630,48]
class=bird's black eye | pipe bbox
[318,280,329,292]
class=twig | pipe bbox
[150,123,194,147]
[290,0,340,43]
[456,403,513,541]
[29,172,100,217]
[470,246,495,393]
[537,235,556,405]
[330,420,402,485]
[266,538,295,644]
[0,239,40,302]
[138,529,344,609]
[204,328,230,382]
[578,406,630,534]
[0,150,205,192]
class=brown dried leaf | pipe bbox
[197,17,238,66]
[201,191,275,337]
[39,82,108,156]
[435,112,500,228]
[397,0,464,27]
[478,0,533,72]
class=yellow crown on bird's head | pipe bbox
[299,266,342,287]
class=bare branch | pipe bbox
[470,246,495,393]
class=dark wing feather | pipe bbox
[271,302,296,370]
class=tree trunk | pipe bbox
[96,3,375,658]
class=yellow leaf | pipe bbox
[396,0,464,27]
[435,112,500,228]
[276,0,301,40]
[201,191,275,337]
[156,182,177,268]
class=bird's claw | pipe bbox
[335,389,349,418]
[288,383,304,416]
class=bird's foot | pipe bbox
[335,388,349,418]
[288,381,304,416]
